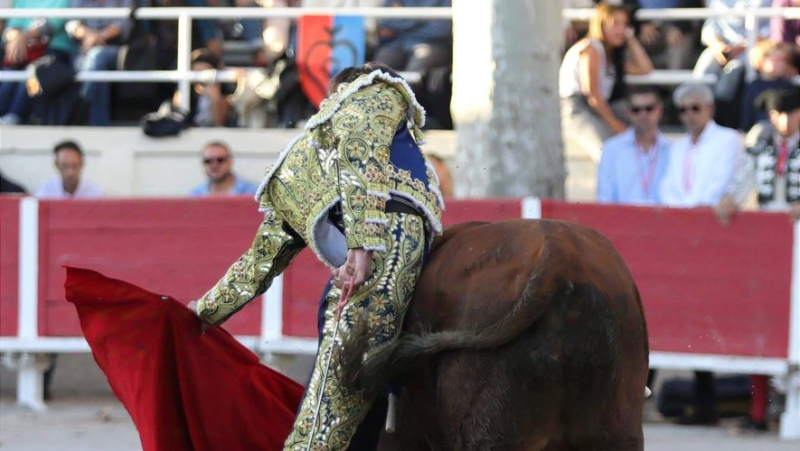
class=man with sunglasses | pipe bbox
[190,141,258,196]
[660,83,743,207]
[597,86,671,204]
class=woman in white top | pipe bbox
[559,2,653,162]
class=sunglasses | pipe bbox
[203,156,228,165]
[678,104,703,114]
[630,103,657,114]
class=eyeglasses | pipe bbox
[203,156,228,165]
[630,103,657,114]
[678,104,703,114]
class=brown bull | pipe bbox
[341,219,649,451]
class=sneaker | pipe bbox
[0,113,20,125]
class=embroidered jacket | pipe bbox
[196,70,444,325]
[748,131,800,205]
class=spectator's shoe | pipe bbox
[0,113,20,125]
[674,407,719,426]
[736,417,768,433]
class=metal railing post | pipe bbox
[177,12,193,112]
[744,10,758,83]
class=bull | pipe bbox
[340,219,649,451]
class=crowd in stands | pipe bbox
[0,0,454,128]
[2,0,800,434]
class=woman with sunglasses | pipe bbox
[559,2,653,163]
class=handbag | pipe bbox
[142,101,189,137]
[25,53,75,97]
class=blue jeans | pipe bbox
[79,45,120,126]
[0,80,33,120]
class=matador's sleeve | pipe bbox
[196,210,305,325]
[331,85,407,252]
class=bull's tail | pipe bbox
[338,246,563,398]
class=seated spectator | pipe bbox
[375,0,451,76]
[426,153,453,198]
[693,0,771,77]
[230,0,293,67]
[771,0,800,47]
[190,141,258,196]
[151,0,220,104]
[597,86,671,205]
[0,171,28,194]
[66,0,134,126]
[0,0,74,125]
[559,2,653,162]
[636,0,703,70]
[36,140,104,198]
[739,40,794,131]
[718,88,800,221]
[660,83,742,207]
[178,49,236,127]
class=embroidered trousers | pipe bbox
[283,212,426,451]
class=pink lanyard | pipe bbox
[635,141,659,196]
[777,141,789,176]
[682,142,698,194]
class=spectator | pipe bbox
[718,88,800,221]
[660,83,742,207]
[426,153,454,198]
[715,87,800,432]
[190,141,258,196]
[374,0,453,128]
[374,0,451,77]
[150,0,220,104]
[66,0,134,126]
[0,0,74,125]
[693,0,771,77]
[234,0,293,66]
[36,140,105,198]
[0,171,28,194]
[597,86,671,204]
[740,40,794,131]
[559,2,653,162]
[178,48,235,127]
[637,0,703,70]
[770,0,800,46]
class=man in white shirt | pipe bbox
[36,140,105,199]
[660,83,742,207]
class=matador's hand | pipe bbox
[333,248,373,316]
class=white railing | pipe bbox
[0,6,798,109]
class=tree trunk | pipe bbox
[451,0,566,199]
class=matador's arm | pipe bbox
[196,210,305,325]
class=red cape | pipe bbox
[64,267,304,451]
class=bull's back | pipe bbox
[402,220,648,450]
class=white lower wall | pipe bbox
[0,126,459,198]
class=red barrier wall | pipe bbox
[542,200,793,359]
[12,197,794,360]
[280,199,524,338]
[37,198,265,336]
[0,197,21,336]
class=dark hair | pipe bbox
[53,140,83,157]
[329,62,403,94]
[626,86,661,103]
[191,48,220,69]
